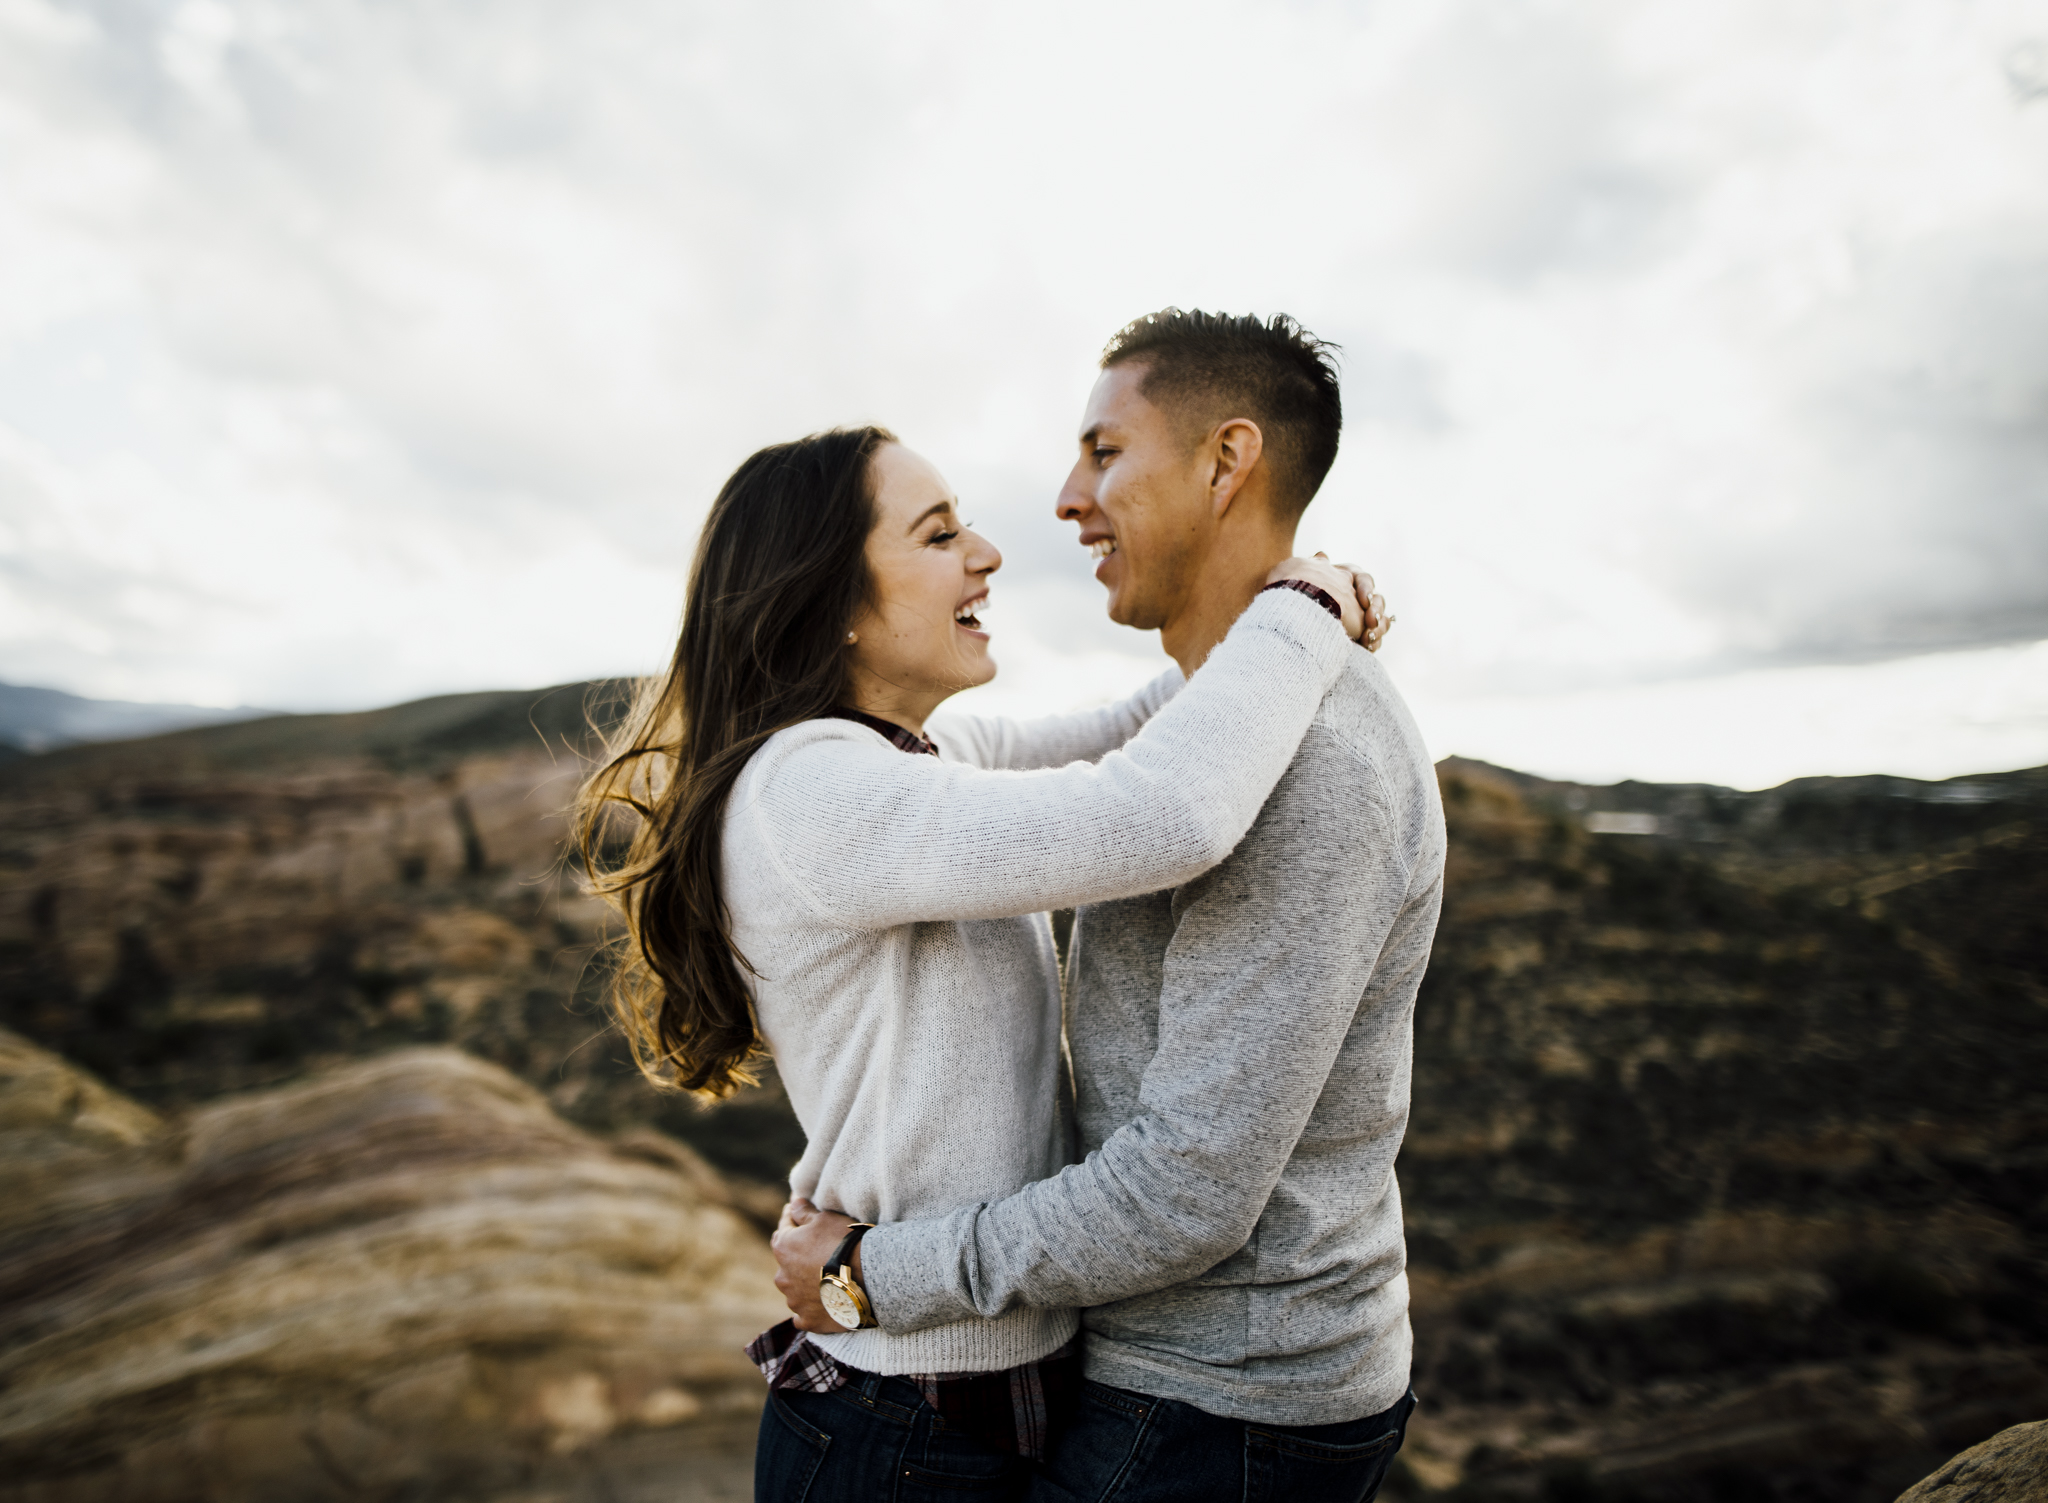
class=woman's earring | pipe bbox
[845,631,857,644]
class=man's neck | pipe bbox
[1159,526,1297,679]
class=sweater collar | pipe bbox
[826,707,939,758]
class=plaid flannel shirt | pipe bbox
[747,1320,1079,1460]
[825,706,941,757]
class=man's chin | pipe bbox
[1103,591,1149,631]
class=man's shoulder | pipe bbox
[1297,654,1435,794]
[1202,653,1445,883]
[1180,656,1443,907]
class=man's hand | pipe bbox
[771,1197,857,1333]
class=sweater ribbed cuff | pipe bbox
[859,1212,980,1334]
[1235,582,1354,688]
[860,1209,1086,1370]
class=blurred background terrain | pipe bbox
[0,690,2039,1501]
[5,1,2045,1496]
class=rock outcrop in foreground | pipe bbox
[1895,1420,2048,1501]
[0,1032,786,1503]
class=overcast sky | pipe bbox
[2,0,2044,787]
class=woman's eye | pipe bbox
[928,529,959,545]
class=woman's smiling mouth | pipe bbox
[954,592,988,632]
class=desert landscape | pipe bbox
[0,685,2041,1501]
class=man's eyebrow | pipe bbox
[906,499,957,532]
[1080,423,1106,446]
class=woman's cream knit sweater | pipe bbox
[721,588,1352,1375]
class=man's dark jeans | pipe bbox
[1024,1380,1417,1503]
[753,1367,1415,1503]
[755,1369,1035,1501]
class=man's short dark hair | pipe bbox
[1101,309,1342,516]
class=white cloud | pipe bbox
[0,0,2041,782]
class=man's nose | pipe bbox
[1056,473,1092,522]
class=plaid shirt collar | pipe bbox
[827,707,939,758]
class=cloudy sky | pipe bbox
[2,0,2044,787]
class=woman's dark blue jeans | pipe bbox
[755,1369,1034,1502]
[1023,1380,1417,1503]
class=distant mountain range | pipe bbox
[0,679,604,786]
[0,680,271,757]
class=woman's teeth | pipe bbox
[1091,539,1118,559]
[955,599,986,627]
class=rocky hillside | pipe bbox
[0,683,805,1193]
[0,689,2041,1500]
[1388,759,2048,1500]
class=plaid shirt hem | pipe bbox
[745,1319,1079,1460]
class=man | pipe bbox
[774,309,1445,1500]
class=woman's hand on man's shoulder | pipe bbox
[1265,556,1394,650]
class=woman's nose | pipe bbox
[969,532,1001,575]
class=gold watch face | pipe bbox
[819,1277,864,1330]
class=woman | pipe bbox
[575,426,1379,1500]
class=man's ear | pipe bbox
[1208,419,1264,518]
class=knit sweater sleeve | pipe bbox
[732,589,1349,928]
[856,725,1418,1330]
[927,668,1184,771]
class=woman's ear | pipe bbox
[1208,419,1264,518]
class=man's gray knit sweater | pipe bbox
[726,589,1356,1378]
[862,648,1446,1425]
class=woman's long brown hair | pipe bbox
[574,426,893,1096]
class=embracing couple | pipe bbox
[576,309,1446,1502]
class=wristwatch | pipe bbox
[818,1222,878,1330]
